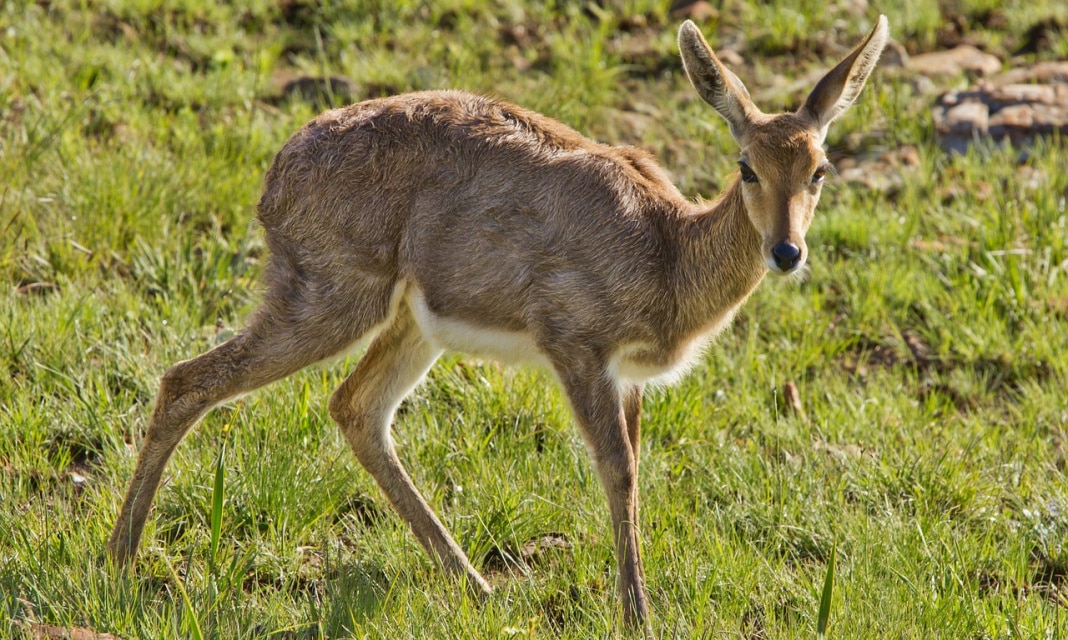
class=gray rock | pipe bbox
[879,39,909,69]
[932,72,1068,152]
[944,101,989,134]
[909,45,1002,77]
[995,61,1068,85]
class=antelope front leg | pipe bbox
[557,367,650,631]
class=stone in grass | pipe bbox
[909,45,1001,78]
[933,80,1068,153]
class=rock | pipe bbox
[835,145,920,194]
[879,39,909,69]
[991,84,1058,107]
[670,0,718,21]
[990,104,1034,131]
[838,166,904,193]
[932,76,1068,152]
[995,61,1068,86]
[909,74,938,96]
[944,101,989,135]
[909,45,1001,78]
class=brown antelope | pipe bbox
[108,17,889,630]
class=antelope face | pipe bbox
[737,118,833,275]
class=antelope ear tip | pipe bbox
[679,20,699,37]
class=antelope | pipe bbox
[108,17,890,630]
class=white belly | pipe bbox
[408,290,549,368]
[608,337,710,386]
[407,288,734,387]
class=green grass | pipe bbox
[3,0,1068,637]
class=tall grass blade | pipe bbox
[182,589,206,640]
[163,552,205,640]
[209,442,225,571]
[817,539,837,636]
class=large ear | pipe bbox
[678,20,759,141]
[800,15,889,136]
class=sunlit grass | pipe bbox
[2,0,1067,637]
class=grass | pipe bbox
[2,0,1068,637]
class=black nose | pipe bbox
[771,241,801,271]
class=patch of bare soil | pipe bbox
[25,624,122,640]
[482,532,573,581]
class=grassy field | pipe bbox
[3,0,1068,637]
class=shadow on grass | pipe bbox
[315,561,392,637]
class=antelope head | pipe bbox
[679,16,889,274]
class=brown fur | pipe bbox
[108,18,889,633]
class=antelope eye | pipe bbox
[811,165,829,184]
[738,162,759,184]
